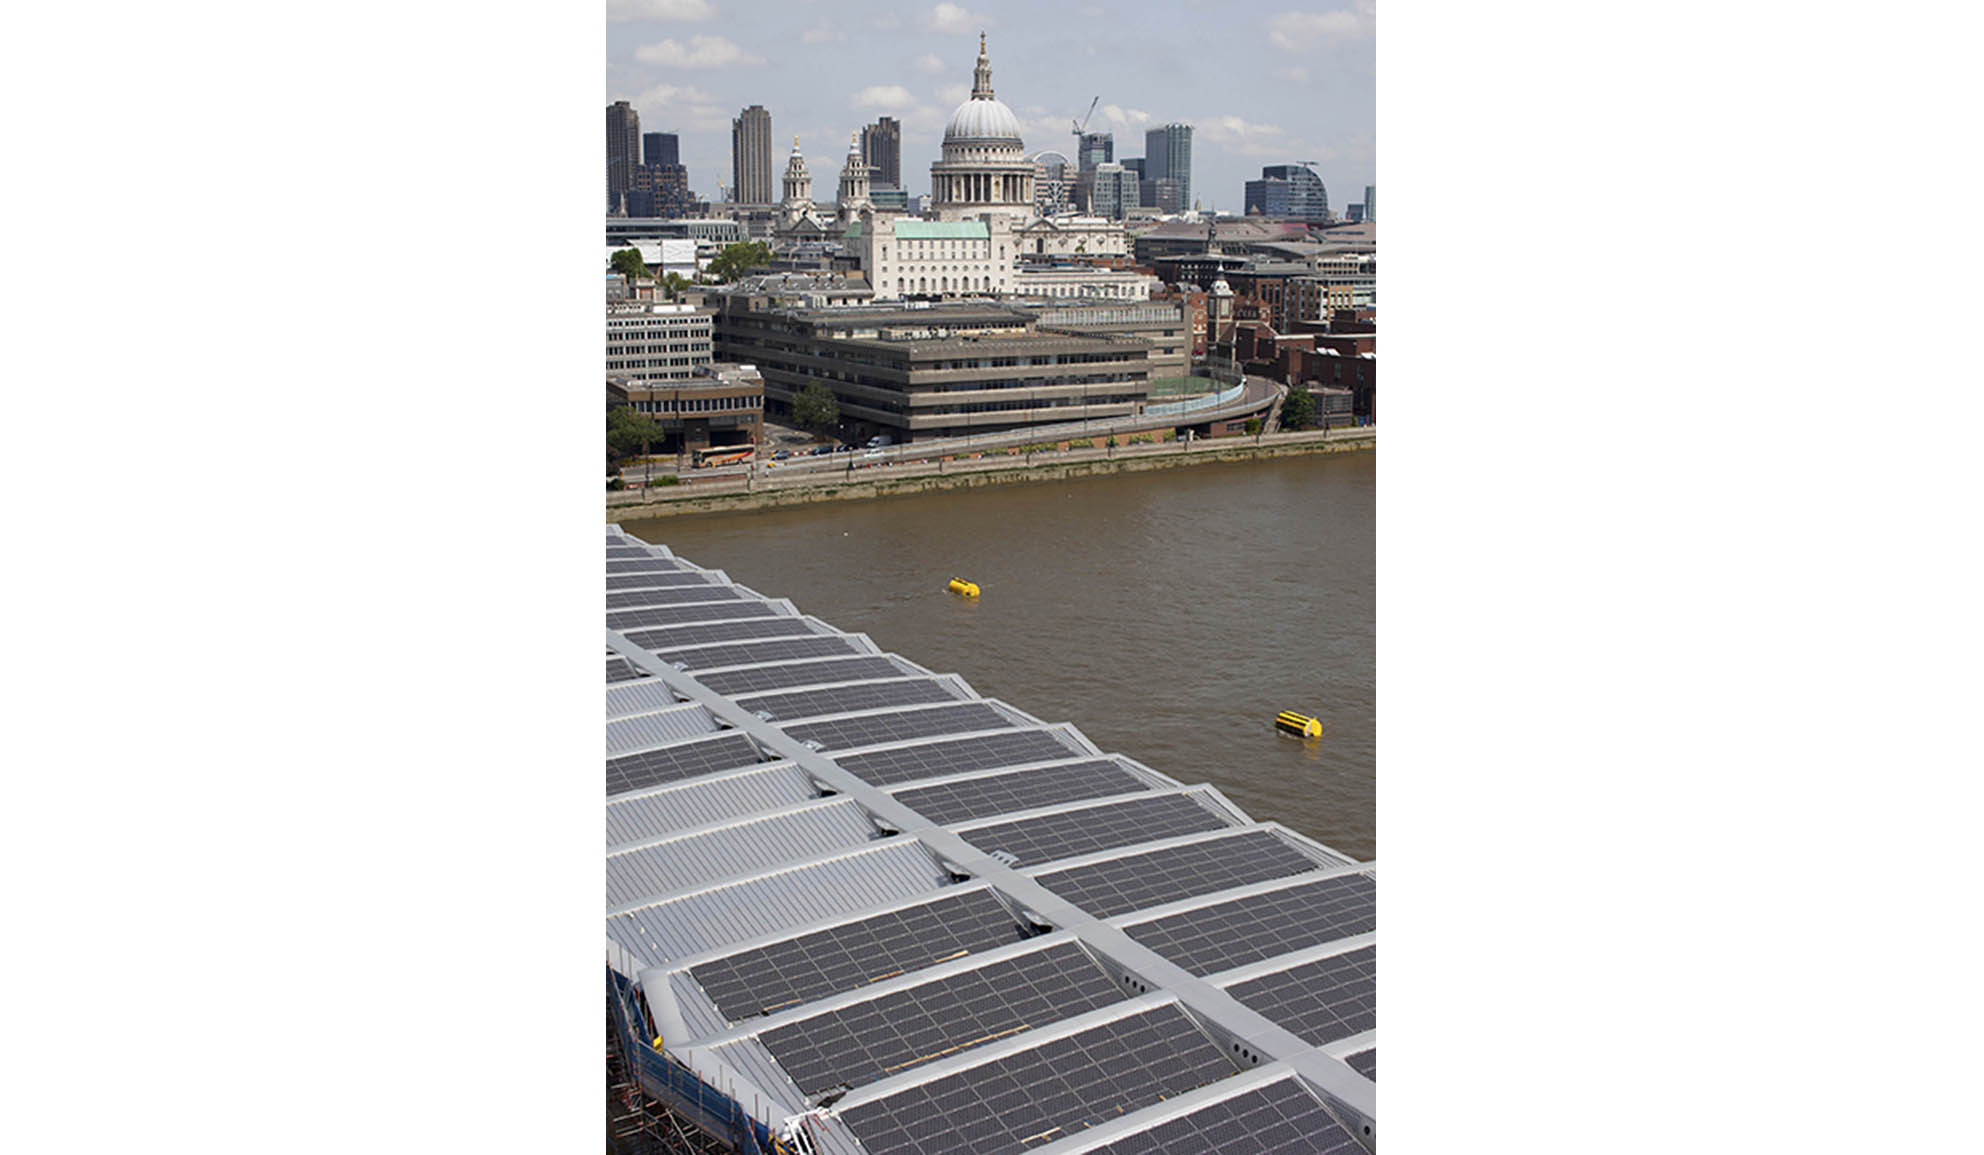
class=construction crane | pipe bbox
[1069,96,1099,144]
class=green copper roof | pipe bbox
[891,220,990,239]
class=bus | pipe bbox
[693,445,756,469]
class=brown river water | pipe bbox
[620,450,1374,861]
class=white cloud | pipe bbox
[635,82,716,108]
[1265,3,1375,51]
[1196,114,1293,156]
[1275,66,1311,84]
[606,0,714,21]
[851,84,918,110]
[934,83,970,105]
[872,13,902,30]
[1099,104,1152,128]
[911,53,947,74]
[633,35,766,69]
[801,22,843,44]
[927,3,979,34]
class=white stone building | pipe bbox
[853,216,1016,299]
[927,36,1036,226]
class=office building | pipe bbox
[608,363,764,455]
[1345,204,1364,223]
[854,216,1017,299]
[861,116,901,189]
[1145,123,1193,211]
[1086,162,1137,220]
[1243,164,1330,222]
[607,101,641,211]
[731,105,774,205]
[1363,184,1375,223]
[643,132,678,169]
[605,302,714,383]
[1031,151,1071,216]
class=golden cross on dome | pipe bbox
[980,32,986,54]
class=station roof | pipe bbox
[604,528,1377,1154]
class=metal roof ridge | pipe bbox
[698,649,918,680]
[826,719,1092,760]
[878,753,1147,795]
[605,836,937,920]
[771,695,1018,729]
[603,758,801,807]
[603,698,709,727]
[621,619,850,657]
[604,724,757,764]
[1108,861,1375,929]
[732,673,968,710]
[1318,1030,1377,1061]
[823,992,1179,1116]
[1203,932,1378,990]
[606,794,863,858]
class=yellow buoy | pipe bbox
[947,578,980,598]
[1275,711,1323,738]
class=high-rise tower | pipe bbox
[643,132,678,169]
[1145,123,1193,215]
[730,105,774,205]
[606,101,641,211]
[861,117,902,189]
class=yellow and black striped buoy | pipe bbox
[947,577,980,598]
[1275,710,1323,739]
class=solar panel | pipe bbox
[891,760,1150,825]
[661,635,860,671]
[604,534,631,547]
[606,732,762,796]
[1225,946,1376,1047]
[836,730,1085,787]
[696,656,909,696]
[756,941,1127,1096]
[1346,1048,1376,1081]
[836,1003,1237,1155]
[622,618,819,653]
[606,585,746,611]
[740,678,960,723]
[691,889,1032,1022]
[781,702,1013,752]
[607,546,655,559]
[608,600,780,632]
[1123,873,1377,976]
[607,558,684,574]
[606,655,646,684]
[607,570,715,591]
[959,794,1231,868]
[1081,1076,1364,1155]
[1034,831,1323,919]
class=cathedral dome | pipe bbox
[942,35,1023,145]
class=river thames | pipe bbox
[621,449,1374,860]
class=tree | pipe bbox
[610,248,650,283]
[659,271,690,300]
[792,383,840,437]
[704,240,774,283]
[607,405,667,463]
[1281,383,1316,431]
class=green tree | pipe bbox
[792,383,841,437]
[704,240,774,283]
[610,248,650,283]
[659,271,690,300]
[607,405,667,462]
[1281,383,1316,431]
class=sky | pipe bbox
[606,0,1375,215]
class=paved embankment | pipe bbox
[606,426,1374,520]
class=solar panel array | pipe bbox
[690,889,1033,1022]
[608,600,781,632]
[697,656,909,696]
[836,729,1083,786]
[780,702,1015,752]
[1225,947,1377,1048]
[1034,830,1325,919]
[606,654,644,684]
[607,584,746,610]
[1080,1077,1365,1155]
[605,732,761,796]
[608,570,715,591]
[836,1003,1237,1155]
[607,558,683,574]
[660,635,859,671]
[891,759,1150,825]
[1346,1048,1376,1082]
[958,794,1231,868]
[740,678,961,724]
[756,941,1127,1096]
[1122,873,1378,976]
[623,618,818,652]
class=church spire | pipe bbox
[972,32,994,100]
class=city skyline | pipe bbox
[605,0,1374,214]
